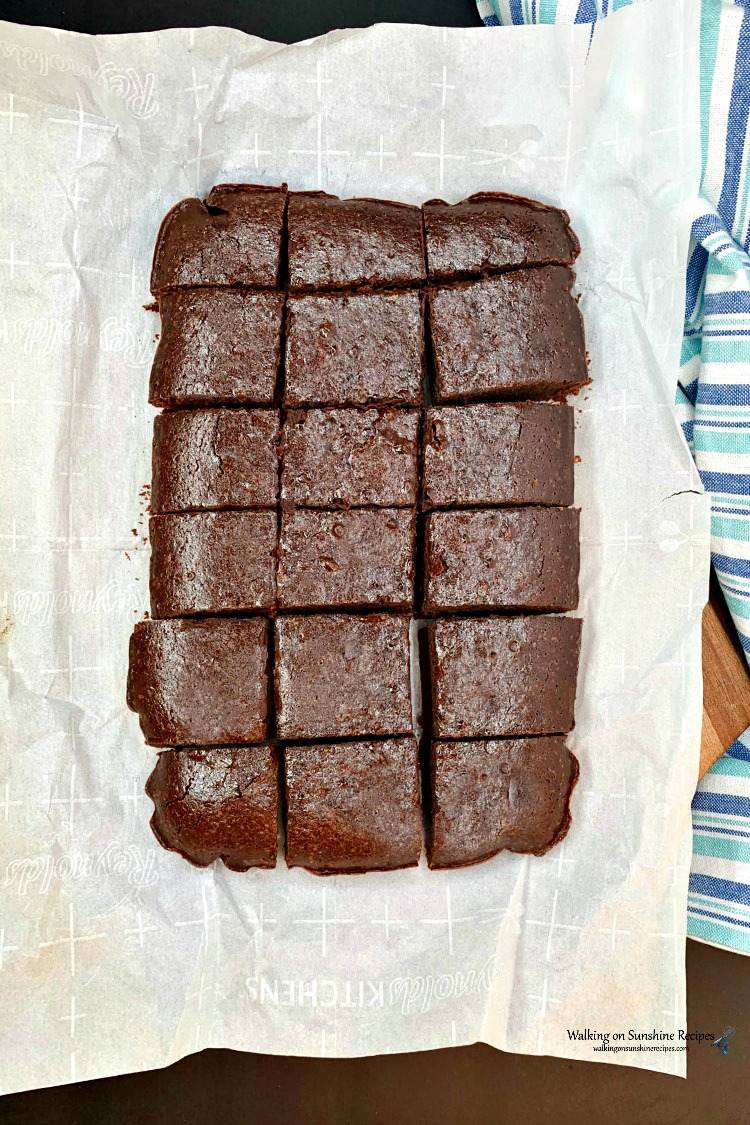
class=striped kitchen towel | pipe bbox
[476,0,750,954]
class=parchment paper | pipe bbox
[0,0,709,1093]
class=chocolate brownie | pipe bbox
[275,615,413,740]
[429,267,587,402]
[149,289,283,408]
[284,739,421,874]
[281,408,419,508]
[427,616,581,738]
[423,193,580,280]
[150,183,286,292]
[284,289,424,406]
[278,509,415,610]
[149,510,276,617]
[422,402,574,508]
[151,408,279,514]
[146,745,279,870]
[423,508,579,614]
[127,617,269,746]
[287,192,426,291]
[428,737,578,868]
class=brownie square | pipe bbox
[278,509,415,610]
[284,290,424,407]
[429,267,587,402]
[149,510,277,617]
[151,408,279,514]
[422,402,574,508]
[127,617,269,746]
[423,508,579,614]
[428,738,578,868]
[150,183,286,292]
[287,192,426,291]
[275,615,413,740]
[284,739,421,873]
[281,408,419,508]
[149,289,283,408]
[427,616,581,738]
[146,746,278,870]
[423,193,580,280]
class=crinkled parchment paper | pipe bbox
[0,0,709,1092]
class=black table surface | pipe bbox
[1,3,747,1122]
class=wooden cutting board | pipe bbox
[700,571,750,778]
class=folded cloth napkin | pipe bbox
[477,0,750,955]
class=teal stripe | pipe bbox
[697,430,750,454]
[689,892,750,921]
[699,0,721,180]
[696,408,750,420]
[681,337,702,364]
[720,573,750,591]
[724,590,750,619]
[704,756,750,778]
[702,340,750,362]
[693,833,750,863]
[538,0,558,21]
[687,914,750,953]
[709,492,750,506]
[735,132,750,246]
[711,515,750,538]
[693,810,750,829]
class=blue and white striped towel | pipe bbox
[477,0,750,955]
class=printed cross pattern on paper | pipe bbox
[126,184,588,875]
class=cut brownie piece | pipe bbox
[285,290,424,407]
[284,739,421,874]
[287,192,426,291]
[428,616,581,738]
[146,745,278,870]
[281,408,419,508]
[278,509,415,610]
[150,183,286,292]
[275,614,413,740]
[429,267,587,402]
[428,737,578,868]
[422,402,574,508]
[423,193,580,280]
[423,508,579,614]
[149,289,283,407]
[151,408,279,514]
[127,617,269,747]
[149,510,276,617]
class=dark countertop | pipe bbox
[1,3,747,1122]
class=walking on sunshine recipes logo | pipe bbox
[565,1026,737,1055]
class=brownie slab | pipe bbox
[281,408,419,508]
[428,616,581,738]
[151,408,279,513]
[275,615,413,740]
[284,739,421,874]
[287,192,426,291]
[428,737,578,868]
[423,192,580,280]
[429,267,587,402]
[149,289,283,408]
[278,509,415,610]
[423,508,579,614]
[127,617,269,746]
[149,510,276,617]
[422,402,574,508]
[146,745,278,870]
[150,183,286,291]
[284,290,424,407]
